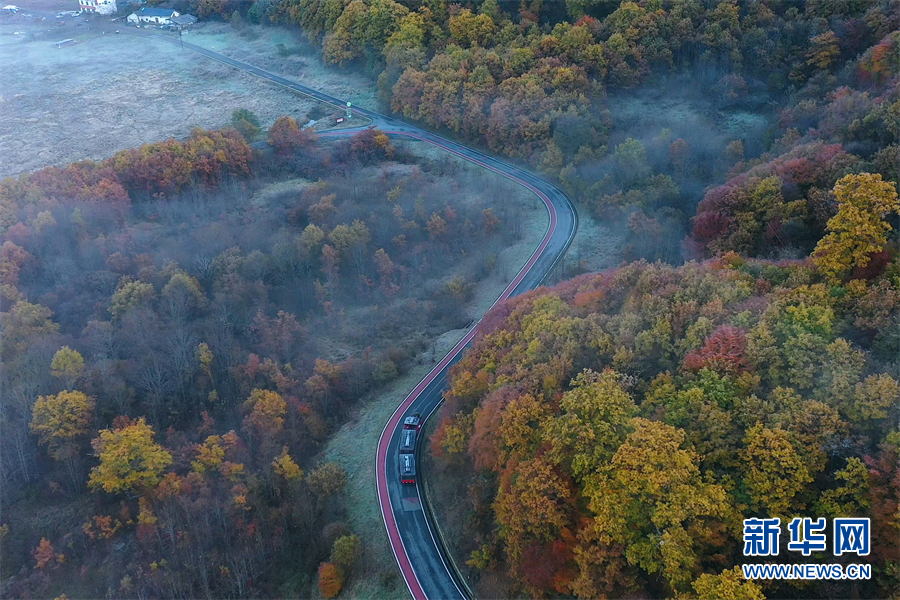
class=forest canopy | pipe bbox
[0,124,527,598]
[3,0,900,598]
[430,253,899,599]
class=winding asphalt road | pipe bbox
[130,28,578,600]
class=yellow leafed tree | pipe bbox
[88,418,172,495]
[272,446,303,481]
[690,566,766,600]
[30,390,94,461]
[812,173,899,283]
[191,435,225,473]
[242,389,288,437]
[109,277,155,319]
[740,424,813,518]
[50,346,85,388]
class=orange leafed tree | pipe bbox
[33,538,63,569]
[268,116,315,155]
[317,562,343,598]
[683,325,748,374]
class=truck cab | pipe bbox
[403,413,421,432]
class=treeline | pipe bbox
[430,238,899,598]
[0,121,512,597]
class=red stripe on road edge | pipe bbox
[323,129,558,600]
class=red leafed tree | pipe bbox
[684,325,748,374]
[865,443,899,577]
[775,157,817,185]
[5,223,31,246]
[691,211,731,244]
[373,248,400,295]
[250,310,305,362]
[267,116,314,155]
[519,540,575,594]
[335,129,394,164]
[0,241,33,286]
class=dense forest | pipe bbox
[192,0,900,264]
[3,0,899,598]
[176,0,900,597]
[0,120,526,597]
[430,239,899,598]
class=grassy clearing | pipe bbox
[565,209,627,275]
[185,23,380,112]
[0,21,377,177]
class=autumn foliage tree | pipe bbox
[30,390,94,461]
[429,255,898,598]
[50,346,85,388]
[1,119,516,598]
[683,325,748,375]
[267,115,315,155]
[88,418,172,496]
[32,538,63,570]
[110,127,252,194]
[317,562,343,598]
[812,173,900,283]
[585,419,731,593]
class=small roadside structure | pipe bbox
[126,7,178,25]
[169,13,196,30]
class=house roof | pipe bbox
[137,7,177,17]
[172,14,196,24]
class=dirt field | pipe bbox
[0,17,377,177]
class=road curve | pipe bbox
[131,29,577,600]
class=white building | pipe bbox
[126,7,179,25]
[79,0,116,14]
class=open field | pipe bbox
[0,17,377,177]
[184,23,380,112]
